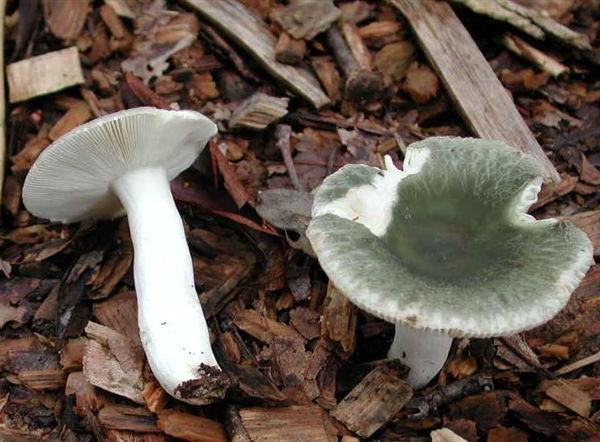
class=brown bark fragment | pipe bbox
[60,337,87,370]
[43,0,90,41]
[83,321,145,404]
[92,289,140,345]
[341,22,372,71]
[321,283,357,357]
[275,33,306,65]
[98,405,160,433]
[239,406,329,442]
[157,409,228,442]
[311,56,342,103]
[48,103,92,141]
[546,380,591,417]
[359,21,404,48]
[18,368,66,390]
[229,92,289,130]
[374,41,415,81]
[234,309,304,344]
[331,364,413,437]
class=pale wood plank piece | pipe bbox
[389,0,560,183]
[179,0,330,108]
[239,406,329,442]
[7,47,85,103]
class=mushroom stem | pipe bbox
[388,324,453,389]
[112,166,220,402]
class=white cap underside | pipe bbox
[23,107,217,223]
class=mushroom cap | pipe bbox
[23,107,217,223]
[307,137,594,338]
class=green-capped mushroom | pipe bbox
[307,137,594,389]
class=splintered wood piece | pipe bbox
[342,22,373,70]
[48,102,92,141]
[321,283,357,357]
[65,371,106,415]
[430,428,468,442]
[554,350,600,376]
[359,21,404,48]
[83,321,145,404]
[18,368,66,390]
[271,0,340,40]
[229,92,289,130]
[563,210,600,255]
[311,56,342,103]
[92,289,140,345]
[143,378,169,413]
[42,0,90,41]
[390,0,560,183]
[501,33,568,77]
[7,47,85,103]
[0,336,39,363]
[275,32,307,65]
[98,405,160,433]
[331,364,413,437]
[157,409,228,441]
[180,0,330,108]
[450,0,591,51]
[234,309,305,344]
[546,380,591,417]
[239,406,329,442]
[60,337,88,370]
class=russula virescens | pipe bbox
[307,137,594,389]
[23,107,229,404]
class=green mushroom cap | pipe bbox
[307,137,594,337]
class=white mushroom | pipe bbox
[307,137,594,389]
[23,107,229,404]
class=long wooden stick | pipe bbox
[179,0,330,109]
[389,0,560,183]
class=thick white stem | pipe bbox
[112,167,221,404]
[388,324,453,389]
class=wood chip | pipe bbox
[42,0,90,41]
[321,283,357,357]
[310,56,342,103]
[546,379,591,417]
[239,406,329,442]
[562,210,600,255]
[554,350,600,376]
[234,309,304,344]
[60,337,88,370]
[48,102,92,141]
[271,0,341,40]
[98,405,160,433]
[157,409,228,442]
[341,22,373,71]
[92,288,140,345]
[450,0,591,51]
[403,61,440,103]
[359,21,404,48]
[18,368,66,390]
[390,0,560,183]
[83,321,145,404]
[501,33,568,77]
[331,364,413,437]
[180,0,330,108]
[374,41,415,81]
[229,92,289,130]
[275,32,307,65]
[430,428,468,442]
[7,47,85,103]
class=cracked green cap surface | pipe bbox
[307,137,594,337]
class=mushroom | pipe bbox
[307,137,594,389]
[23,107,229,404]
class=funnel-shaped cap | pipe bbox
[307,137,594,337]
[23,107,217,223]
